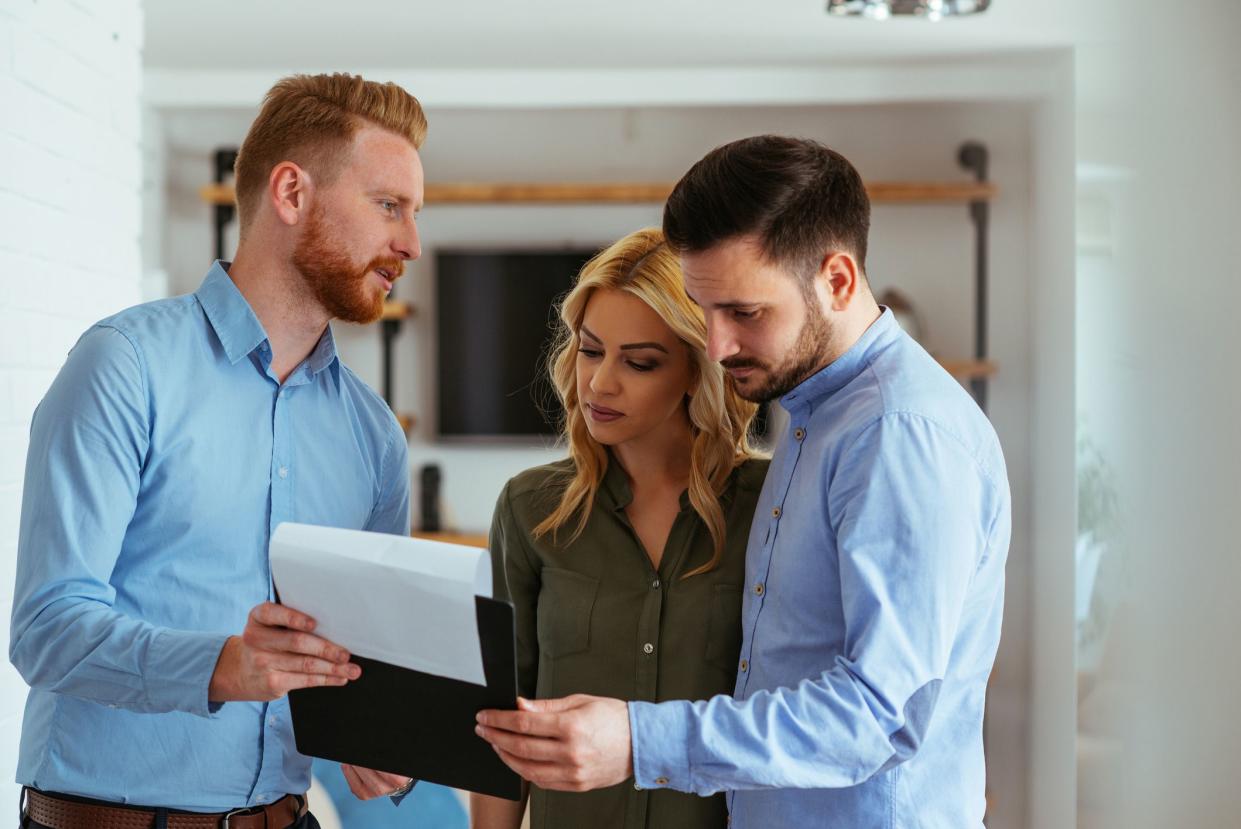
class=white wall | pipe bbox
[0,0,145,795]
[157,98,1040,828]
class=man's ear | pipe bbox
[268,161,313,227]
[818,251,861,312]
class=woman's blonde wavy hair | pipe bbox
[534,227,758,577]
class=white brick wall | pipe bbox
[0,0,144,795]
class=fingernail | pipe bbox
[347,665,361,679]
[474,725,483,736]
[475,712,484,724]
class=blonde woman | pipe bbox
[471,228,768,829]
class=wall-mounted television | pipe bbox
[435,248,600,442]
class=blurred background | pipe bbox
[1,1,1238,826]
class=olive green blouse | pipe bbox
[488,455,769,829]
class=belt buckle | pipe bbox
[221,806,251,829]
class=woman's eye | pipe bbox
[628,361,656,373]
[577,347,602,358]
[733,308,758,320]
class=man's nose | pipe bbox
[705,318,739,363]
[394,216,420,261]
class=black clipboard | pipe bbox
[287,595,522,800]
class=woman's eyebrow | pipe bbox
[619,342,669,354]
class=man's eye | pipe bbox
[380,200,397,212]
[733,308,758,320]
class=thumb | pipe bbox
[517,695,586,713]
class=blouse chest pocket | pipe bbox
[705,583,744,672]
[536,567,599,659]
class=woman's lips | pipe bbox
[587,403,623,423]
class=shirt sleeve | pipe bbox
[489,482,540,700]
[9,325,229,717]
[629,412,1004,794]
[364,418,411,536]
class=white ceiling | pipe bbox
[143,0,1080,71]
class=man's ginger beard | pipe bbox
[291,205,404,324]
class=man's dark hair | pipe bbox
[663,135,870,283]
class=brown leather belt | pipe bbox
[24,789,308,829]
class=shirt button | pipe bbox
[634,782,643,791]
[651,579,660,590]
[772,507,781,518]
[268,716,278,726]
[739,659,748,672]
[754,583,765,596]
[643,642,654,654]
[655,777,669,786]
[256,794,268,803]
[278,466,289,478]
[794,427,805,441]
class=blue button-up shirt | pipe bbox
[629,310,1010,828]
[10,262,410,810]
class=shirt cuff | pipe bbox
[144,628,232,717]
[628,699,694,793]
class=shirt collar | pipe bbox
[598,450,704,513]
[779,307,899,415]
[600,451,634,512]
[194,261,270,365]
[194,260,340,379]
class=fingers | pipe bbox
[492,746,587,792]
[258,651,360,680]
[244,618,352,664]
[341,764,410,799]
[250,601,317,632]
[475,723,564,762]
[475,707,565,737]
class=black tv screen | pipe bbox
[436,249,599,440]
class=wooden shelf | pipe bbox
[411,530,489,548]
[199,180,996,207]
[381,300,414,321]
[938,359,998,380]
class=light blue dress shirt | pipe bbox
[10,262,410,811]
[629,309,1010,828]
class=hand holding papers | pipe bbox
[269,523,521,800]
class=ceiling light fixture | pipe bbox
[827,0,991,20]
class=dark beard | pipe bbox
[291,207,402,324]
[723,303,831,403]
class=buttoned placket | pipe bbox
[616,500,694,829]
[253,348,315,804]
[737,411,808,696]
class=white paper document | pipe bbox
[270,523,492,686]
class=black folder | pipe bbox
[287,595,522,800]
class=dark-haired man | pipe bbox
[477,135,1010,828]
[11,74,425,827]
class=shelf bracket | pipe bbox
[958,141,990,414]
[213,147,239,261]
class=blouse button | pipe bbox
[739,659,749,672]
[772,507,781,518]
[655,777,669,786]
[643,642,654,655]
[794,428,805,441]
[754,583,765,596]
